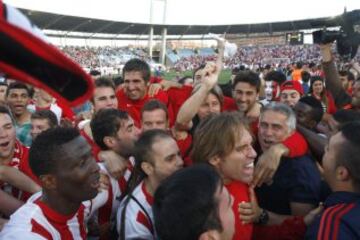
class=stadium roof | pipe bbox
[20,8,360,37]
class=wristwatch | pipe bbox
[257,209,269,225]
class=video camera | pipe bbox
[313,10,360,59]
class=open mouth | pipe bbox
[0,141,10,148]
[245,162,254,168]
[263,139,274,145]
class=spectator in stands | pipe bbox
[5,82,32,146]
[30,109,58,140]
[153,164,235,240]
[305,121,360,239]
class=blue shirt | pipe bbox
[305,191,360,240]
[256,155,322,215]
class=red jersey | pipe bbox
[175,133,193,166]
[116,88,174,128]
[166,85,193,118]
[223,96,238,112]
[225,181,253,240]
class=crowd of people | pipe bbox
[60,46,152,70]
[1,2,360,240]
[60,43,360,74]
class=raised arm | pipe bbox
[176,62,220,128]
[320,44,352,108]
[0,166,41,194]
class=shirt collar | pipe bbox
[324,191,360,208]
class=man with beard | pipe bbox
[90,108,140,238]
[117,129,183,240]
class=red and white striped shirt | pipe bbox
[116,180,156,240]
[0,189,109,239]
[94,163,132,227]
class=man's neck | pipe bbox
[144,178,157,197]
[15,111,31,125]
[41,192,81,216]
[332,183,356,193]
[0,154,14,166]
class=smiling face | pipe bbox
[233,82,258,113]
[217,128,257,184]
[312,80,324,96]
[93,86,118,112]
[0,113,16,163]
[123,71,147,100]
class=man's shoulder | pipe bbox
[311,201,360,239]
[2,197,44,231]
[151,89,169,103]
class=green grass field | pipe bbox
[162,69,232,84]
